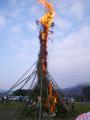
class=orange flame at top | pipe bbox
[38,0,55,30]
[39,0,54,11]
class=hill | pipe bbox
[63,83,90,97]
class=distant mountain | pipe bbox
[62,83,90,97]
[0,89,7,94]
[0,83,90,96]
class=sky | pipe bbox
[0,0,90,89]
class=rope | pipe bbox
[19,69,37,90]
[47,71,64,96]
[26,71,37,97]
[6,64,37,94]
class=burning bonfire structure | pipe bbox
[6,0,68,119]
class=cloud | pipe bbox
[10,36,38,48]
[27,22,37,31]
[0,15,6,30]
[8,0,27,8]
[48,25,90,88]
[7,8,23,21]
[11,26,21,33]
[16,52,31,60]
[56,0,89,22]
[50,26,90,68]
[9,35,39,61]
[9,0,17,6]
[55,16,73,30]
[68,1,84,20]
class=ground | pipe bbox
[0,101,90,120]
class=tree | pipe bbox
[82,86,90,101]
[13,89,31,96]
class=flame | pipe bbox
[48,80,52,98]
[39,0,54,11]
[38,0,55,29]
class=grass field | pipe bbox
[0,101,90,120]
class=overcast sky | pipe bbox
[0,0,90,89]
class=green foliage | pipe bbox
[56,103,67,118]
[0,101,90,120]
[82,86,90,101]
[75,102,90,113]
[22,106,38,118]
[75,95,83,102]
[13,89,31,96]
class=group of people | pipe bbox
[0,96,9,104]
[65,97,75,109]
